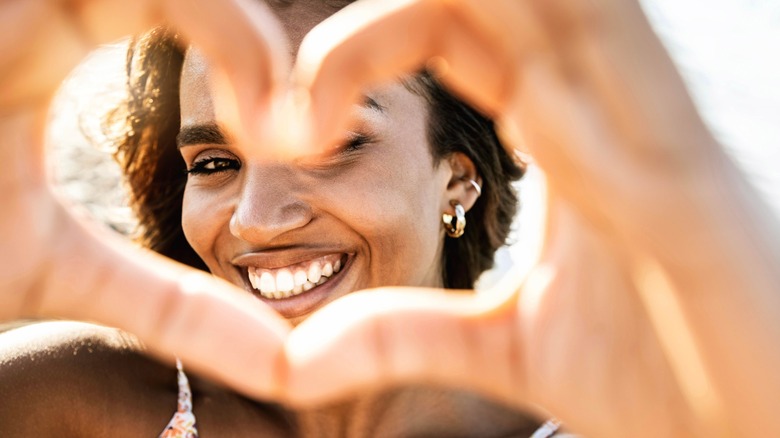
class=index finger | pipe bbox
[293,0,546,151]
[282,286,526,407]
[1,0,287,138]
[24,209,293,401]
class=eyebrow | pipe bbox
[177,96,385,148]
[177,123,228,148]
[363,96,385,113]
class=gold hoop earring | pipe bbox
[442,202,466,238]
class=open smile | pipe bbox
[247,253,344,299]
[233,253,352,319]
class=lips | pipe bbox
[233,252,352,320]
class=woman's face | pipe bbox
[178,1,467,323]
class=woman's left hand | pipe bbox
[0,0,295,400]
[271,1,780,436]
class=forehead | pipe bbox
[265,0,355,53]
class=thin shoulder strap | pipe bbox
[529,418,563,438]
[158,359,199,438]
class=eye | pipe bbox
[187,156,240,176]
[341,132,372,154]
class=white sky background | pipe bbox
[645,0,780,205]
[48,1,780,288]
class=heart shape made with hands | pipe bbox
[1,0,772,437]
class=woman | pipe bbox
[1,0,779,436]
[116,30,522,313]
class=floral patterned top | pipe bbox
[158,359,198,438]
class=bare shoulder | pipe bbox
[0,321,177,437]
[0,320,147,363]
[0,321,297,437]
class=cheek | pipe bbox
[323,156,448,286]
[181,185,230,267]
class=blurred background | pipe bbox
[46,0,780,288]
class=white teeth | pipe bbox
[294,270,308,287]
[259,272,276,294]
[307,262,322,284]
[276,269,294,293]
[248,268,259,289]
[247,255,345,299]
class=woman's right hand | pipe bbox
[284,1,780,436]
[0,0,295,400]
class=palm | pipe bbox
[0,0,90,314]
[515,195,695,436]
[0,112,59,320]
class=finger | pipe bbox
[293,0,548,151]
[162,0,290,140]
[77,0,290,104]
[76,0,290,140]
[536,0,714,168]
[1,0,288,139]
[0,1,93,110]
[20,204,293,401]
[282,286,527,408]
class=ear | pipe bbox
[442,152,482,215]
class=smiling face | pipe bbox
[178,23,468,322]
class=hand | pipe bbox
[0,0,296,399]
[280,0,780,436]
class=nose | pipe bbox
[229,163,313,244]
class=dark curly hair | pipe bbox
[110,28,525,289]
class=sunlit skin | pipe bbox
[1,0,780,436]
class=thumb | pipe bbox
[282,286,527,408]
[28,207,292,401]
